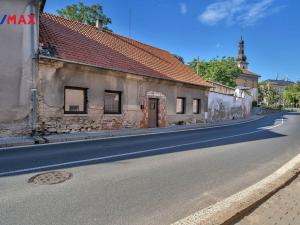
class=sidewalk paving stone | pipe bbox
[0,136,35,148]
[235,175,300,225]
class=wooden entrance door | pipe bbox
[148,98,158,128]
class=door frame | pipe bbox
[148,98,159,128]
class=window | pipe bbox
[104,90,122,114]
[176,97,185,114]
[64,87,87,114]
[193,99,201,114]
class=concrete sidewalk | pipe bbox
[235,174,300,225]
[0,115,263,148]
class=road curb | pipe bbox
[170,153,300,225]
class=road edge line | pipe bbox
[170,153,300,225]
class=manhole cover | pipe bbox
[28,171,73,185]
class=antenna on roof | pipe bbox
[129,8,132,37]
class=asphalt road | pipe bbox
[0,112,299,225]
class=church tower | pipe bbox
[237,36,248,70]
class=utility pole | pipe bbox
[197,56,199,75]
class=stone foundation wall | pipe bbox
[37,115,136,134]
[0,117,31,137]
[37,95,140,134]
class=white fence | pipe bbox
[208,92,253,122]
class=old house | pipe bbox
[37,13,212,134]
[0,0,212,136]
[236,36,260,100]
[265,78,294,94]
[264,77,295,106]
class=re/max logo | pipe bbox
[0,14,36,25]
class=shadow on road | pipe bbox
[0,112,297,177]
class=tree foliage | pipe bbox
[173,54,185,64]
[258,82,281,106]
[284,82,300,107]
[188,57,241,87]
[57,2,112,31]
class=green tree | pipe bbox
[173,54,185,64]
[188,57,241,87]
[57,2,112,31]
[284,83,300,107]
[258,82,266,104]
[258,82,281,106]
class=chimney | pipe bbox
[95,19,103,30]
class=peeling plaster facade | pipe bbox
[36,59,209,134]
[208,91,253,122]
[0,0,40,136]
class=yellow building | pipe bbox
[236,70,259,88]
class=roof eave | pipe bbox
[242,72,261,77]
[207,80,235,90]
[39,55,212,89]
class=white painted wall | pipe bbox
[208,92,253,122]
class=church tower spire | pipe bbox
[237,36,248,70]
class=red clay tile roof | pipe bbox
[39,13,211,88]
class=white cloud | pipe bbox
[199,0,246,25]
[180,3,187,15]
[199,0,283,26]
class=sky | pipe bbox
[45,0,300,82]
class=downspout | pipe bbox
[30,2,38,135]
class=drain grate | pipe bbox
[28,171,73,185]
